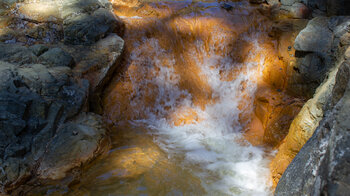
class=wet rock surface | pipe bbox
[0,0,124,194]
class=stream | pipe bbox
[45,1,278,195]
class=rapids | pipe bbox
[44,0,283,195]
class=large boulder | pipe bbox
[294,17,333,55]
[287,16,350,98]
[275,61,350,195]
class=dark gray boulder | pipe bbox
[294,17,333,55]
[275,61,350,196]
[63,8,122,45]
[287,16,350,98]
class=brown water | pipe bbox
[30,1,283,195]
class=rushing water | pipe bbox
[36,1,279,195]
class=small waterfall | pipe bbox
[104,1,275,195]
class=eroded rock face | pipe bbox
[0,0,125,194]
[271,16,350,187]
[275,60,350,195]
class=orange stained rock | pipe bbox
[104,0,277,124]
[270,101,317,186]
[243,113,265,146]
[247,80,304,147]
[262,54,287,90]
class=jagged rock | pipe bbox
[275,60,350,196]
[87,34,124,92]
[271,65,338,185]
[1,0,123,45]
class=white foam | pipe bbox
[125,20,272,196]
[119,15,143,19]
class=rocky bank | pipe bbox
[253,0,350,195]
[0,0,124,194]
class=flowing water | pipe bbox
[37,1,281,195]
